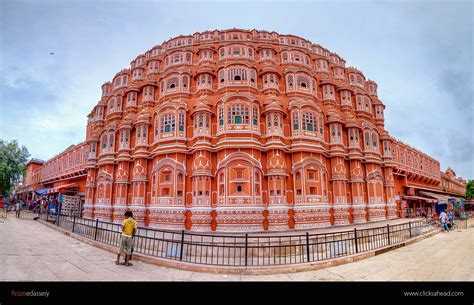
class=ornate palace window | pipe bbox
[148,61,159,74]
[349,129,360,147]
[259,49,275,61]
[322,84,335,100]
[266,113,283,135]
[120,130,130,149]
[262,73,278,90]
[316,59,329,72]
[252,107,258,126]
[286,73,315,94]
[197,74,212,90]
[132,68,143,81]
[164,51,192,68]
[302,112,316,131]
[292,112,299,131]
[281,50,310,66]
[143,86,154,102]
[126,92,137,106]
[194,113,211,136]
[340,90,352,106]
[333,67,344,79]
[161,114,176,133]
[330,124,343,143]
[178,112,185,132]
[167,77,179,91]
[227,104,249,125]
[219,106,224,126]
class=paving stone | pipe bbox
[0,218,472,281]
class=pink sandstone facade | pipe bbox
[15,29,466,232]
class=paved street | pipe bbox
[0,217,472,281]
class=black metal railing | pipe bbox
[36,211,437,267]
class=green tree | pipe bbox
[466,180,474,200]
[0,139,30,196]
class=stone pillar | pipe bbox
[349,160,367,224]
[113,161,130,223]
[130,158,147,226]
[384,167,398,219]
[266,149,289,231]
[331,157,350,225]
[83,168,96,219]
[189,150,213,231]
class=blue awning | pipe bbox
[35,188,52,195]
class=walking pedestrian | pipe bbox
[116,210,137,266]
[439,210,449,232]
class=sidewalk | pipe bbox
[0,217,472,281]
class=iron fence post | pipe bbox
[409,221,412,238]
[245,234,248,266]
[94,219,99,240]
[179,230,185,261]
[354,228,359,253]
[306,232,311,262]
[72,215,76,233]
[387,224,391,245]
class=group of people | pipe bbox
[438,209,455,232]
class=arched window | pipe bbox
[372,132,378,147]
[302,112,315,131]
[219,106,224,126]
[297,75,309,90]
[292,112,299,130]
[116,97,122,110]
[101,135,107,149]
[228,104,249,124]
[108,98,115,113]
[161,114,176,133]
[287,75,294,89]
[167,77,179,90]
[182,76,189,89]
[178,112,185,132]
[252,107,258,125]
[108,134,114,147]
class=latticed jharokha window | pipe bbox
[228,68,247,81]
[219,106,224,126]
[101,135,107,149]
[253,107,258,125]
[302,112,315,131]
[292,112,299,130]
[297,75,309,90]
[161,114,176,133]
[178,112,185,132]
[167,77,179,90]
[372,132,378,147]
[227,104,249,124]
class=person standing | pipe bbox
[439,210,449,232]
[15,200,20,218]
[116,211,137,266]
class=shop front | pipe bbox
[402,195,437,219]
[43,183,82,216]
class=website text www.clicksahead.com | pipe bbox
[404,290,464,297]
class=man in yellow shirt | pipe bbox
[116,210,137,266]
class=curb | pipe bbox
[37,219,441,275]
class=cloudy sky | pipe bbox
[0,0,472,178]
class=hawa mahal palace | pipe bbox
[15,29,466,232]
